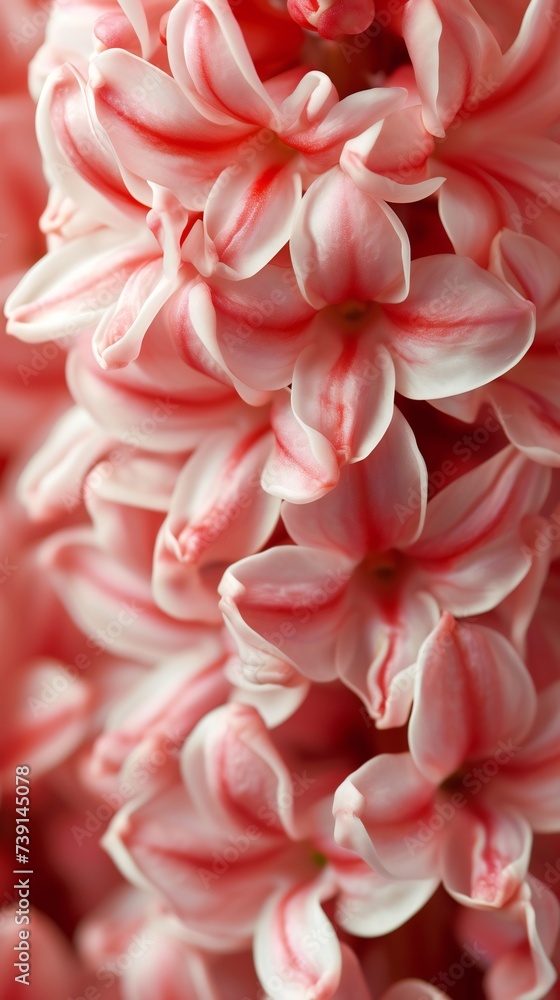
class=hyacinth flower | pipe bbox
[219,413,550,722]
[103,699,445,997]
[333,616,560,907]
[1,0,560,996]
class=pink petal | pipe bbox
[440,137,560,264]
[488,380,560,466]
[226,656,311,729]
[442,805,532,908]
[103,782,293,952]
[333,753,441,880]
[105,0,150,56]
[407,446,551,616]
[153,426,280,622]
[147,184,190,278]
[18,407,113,520]
[340,106,445,204]
[100,0,168,61]
[111,922,224,1000]
[479,881,560,1000]
[474,136,560,260]
[335,861,438,937]
[490,229,560,315]
[437,164,503,265]
[210,272,311,390]
[280,80,407,168]
[381,983,447,1000]
[66,323,243,455]
[173,266,313,398]
[338,585,440,729]
[180,703,302,838]
[90,49,254,210]
[480,518,553,661]
[0,910,83,1000]
[283,406,426,558]
[201,154,302,279]
[496,0,560,133]
[287,0,376,39]
[234,5,304,82]
[84,449,185,519]
[92,642,229,784]
[254,880,343,1000]
[409,615,538,785]
[94,9,144,57]
[402,0,502,137]
[262,392,342,503]
[41,529,211,664]
[92,256,180,370]
[332,945,374,1000]
[1,659,91,778]
[6,228,155,342]
[166,0,278,127]
[219,545,353,683]
[492,681,560,832]
[380,255,535,398]
[38,63,138,225]
[290,322,396,473]
[290,167,410,309]
[84,492,163,581]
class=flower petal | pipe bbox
[180,703,303,838]
[381,983,447,1000]
[92,257,180,370]
[497,0,560,133]
[1,659,92,778]
[90,49,253,210]
[219,545,353,684]
[290,168,410,309]
[66,320,242,454]
[103,782,292,952]
[380,255,535,399]
[153,426,279,622]
[335,860,438,937]
[92,643,229,785]
[18,407,112,520]
[442,806,532,908]
[286,0,376,39]
[41,529,210,664]
[199,155,302,279]
[172,266,313,400]
[38,62,138,225]
[409,615,538,784]
[407,446,551,616]
[492,681,560,832]
[166,0,278,127]
[6,228,154,343]
[462,879,560,1000]
[290,322,396,475]
[262,392,342,503]
[254,880,343,1000]
[283,406,426,558]
[402,0,502,137]
[338,585,440,729]
[281,79,406,168]
[333,753,441,880]
[340,105,444,204]
[437,164,503,265]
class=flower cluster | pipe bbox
[2,0,560,997]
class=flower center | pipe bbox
[441,765,470,797]
[310,848,328,869]
[338,299,369,323]
[360,550,403,591]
